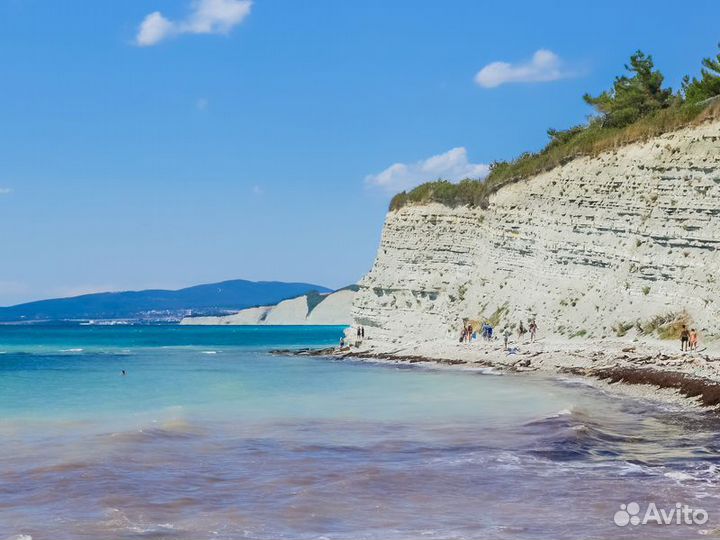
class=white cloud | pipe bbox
[136,0,252,47]
[0,188,12,195]
[365,147,489,193]
[182,0,252,34]
[136,12,175,46]
[474,49,572,88]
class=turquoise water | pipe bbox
[1,326,719,539]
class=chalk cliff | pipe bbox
[353,120,720,346]
[180,288,355,325]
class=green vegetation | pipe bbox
[390,178,490,212]
[305,290,328,314]
[609,312,692,340]
[458,282,469,301]
[682,44,720,104]
[306,285,358,314]
[390,46,720,212]
[583,51,673,128]
[639,311,691,340]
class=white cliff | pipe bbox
[180,288,355,325]
[353,119,720,347]
[178,306,272,325]
[263,296,310,325]
[306,289,355,325]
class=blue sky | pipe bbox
[0,0,717,305]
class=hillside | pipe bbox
[0,279,331,323]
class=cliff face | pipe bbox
[180,289,355,326]
[354,120,720,345]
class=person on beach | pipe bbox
[460,323,471,343]
[529,320,537,342]
[503,327,511,350]
[487,325,494,340]
[690,328,698,351]
[361,327,365,339]
[680,325,690,351]
[518,321,526,340]
[339,337,345,348]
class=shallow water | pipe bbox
[1,326,718,539]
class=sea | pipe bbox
[0,325,718,539]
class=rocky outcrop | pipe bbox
[353,120,720,345]
[180,288,355,325]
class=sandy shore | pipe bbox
[282,337,720,411]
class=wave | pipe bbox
[103,508,177,538]
[106,419,205,444]
[511,406,720,489]
[665,470,696,482]
[0,350,132,358]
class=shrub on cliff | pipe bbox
[640,311,692,340]
[389,179,488,211]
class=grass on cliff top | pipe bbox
[389,98,720,212]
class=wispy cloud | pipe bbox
[0,188,13,195]
[474,49,574,88]
[136,0,252,47]
[365,147,489,193]
[196,97,209,111]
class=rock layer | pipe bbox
[353,120,720,345]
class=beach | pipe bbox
[313,336,720,410]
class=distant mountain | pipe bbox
[0,280,332,323]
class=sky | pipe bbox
[0,0,718,305]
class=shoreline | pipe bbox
[277,337,720,411]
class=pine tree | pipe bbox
[682,43,720,104]
[583,50,672,128]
